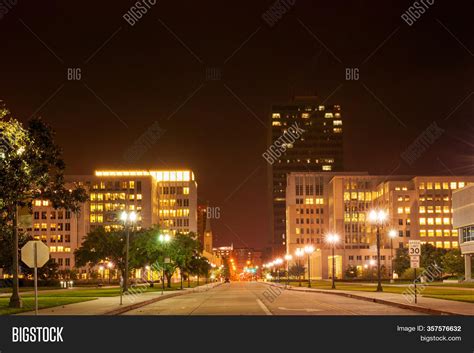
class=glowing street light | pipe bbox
[304,245,315,288]
[326,233,340,289]
[284,254,293,287]
[294,248,304,287]
[368,208,388,292]
[120,211,137,296]
[388,229,397,282]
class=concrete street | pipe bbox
[123,281,423,315]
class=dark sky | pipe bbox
[1,0,473,250]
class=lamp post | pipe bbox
[304,245,315,288]
[274,258,283,283]
[326,233,340,289]
[295,248,304,287]
[120,211,137,293]
[388,229,397,283]
[284,254,292,287]
[158,233,171,295]
[368,209,388,292]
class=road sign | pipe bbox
[410,256,420,269]
[21,241,49,268]
[408,240,421,256]
[21,241,50,316]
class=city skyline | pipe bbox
[2,1,472,251]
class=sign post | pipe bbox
[21,241,50,315]
[408,240,421,304]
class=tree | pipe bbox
[0,223,32,275]
[344,265,358,279]
[75,227,127,279]
[169,233,201,289]
[288,263,305,279]
[0,104,87,308]
[441,249,464,277]
[393,247,410,276]
[421,243,447,269]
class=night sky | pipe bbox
[1,0,472,250]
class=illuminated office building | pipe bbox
[268,97,344,256]
[453,185,474,282]
[286,172,474,279]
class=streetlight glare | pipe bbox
[326,233,340,244]
[120,211,128,222]
[284,254,292,261]
[129,211,137,222]
[388,229,397,238]
[295,248,304,257]
[304,245,315,254]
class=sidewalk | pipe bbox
[16,283,221,316]
[263,282,474,316]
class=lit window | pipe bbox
[183,187,189,195]
[324,112,333,118]
[333,128,342,133]
[333,120,342,126]
[50,246,57,253]
[434,182,441,190]
[272,121,281,126]
[64,247,71,253]
[301,113,310,119]
[42,200,49,206]
[443,217,450,225]
[419,218,426,225]
[398,207,404,214]
[435,218,442,225]
[405,207,410,213]
[57,246,64,252]
[34,200,42,206]
[435,229,442,237]
[442,182,449,189]
[452,229,458,236]
[419,206,425,213]
[443,230,450,237]
[443,206,450,213]
[420,230,426,237]
[428,230,434,237]
[443,242,451,249]
[90,193,96,201]
[272,113,280,119]
[435,242,442,248]
[427,182,433,189]
[318,105,325,111]
[459,182,465,188]
[322,165,332,171]
[427,218,434,225]
[452,241,459,248]
[450,182,457,189]
[419,183,425,190]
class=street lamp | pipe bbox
[304,245,315,288]
[295,248,304,287]
[284,254,293,287]
[158,233,171,295]
[274,258,283,283]
[388,229,397,283]
[120,210,137,294]
[368,209,388,292]
[326,233,340,289]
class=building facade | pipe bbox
[20,170,198,275]
[268,97,344,256]
[452,185,474,281]
[286,172,474,279]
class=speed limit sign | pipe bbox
[408,240,421,256]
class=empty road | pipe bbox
[122,282,422,315]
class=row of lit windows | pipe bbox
[295,227,323,235]
[397,207,411,214]
[158,209,190,217]
[344,192,373,202]
[93,181,137,190]
[419,229,458,237]
[397,195,410,201]
[90,203,143,212]
[421,241,458,249]
[419,206,451,214]
[90,214,143,223]
[344,213,366,222]
[33,223,70,231]
[90,193,143,201]
[419,195,450,202]
[49,246,71,253]
[419,182,465,190]
[419,217,452,225]
[33,200,50,206]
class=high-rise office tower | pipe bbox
[267,96,344,255]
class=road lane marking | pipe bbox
[256,299,272,316]
[277,307,322,313]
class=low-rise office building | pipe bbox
[452,185,474,281]
[286,172,474,279]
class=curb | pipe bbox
[262,282,463,316]
[105,282,223,315]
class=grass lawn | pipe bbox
[0,297,95,316]
[0,287,60,294]
[278,281,474,304]
[0,281,213,315]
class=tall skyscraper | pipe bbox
[267,96,344,255]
